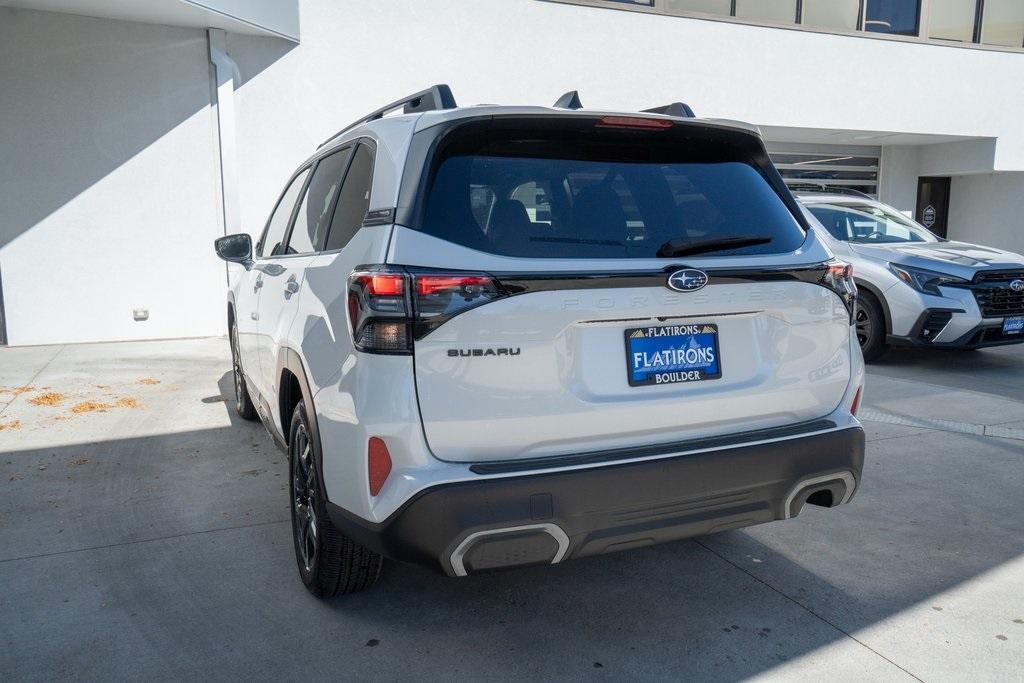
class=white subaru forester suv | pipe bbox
[214,85,865,597]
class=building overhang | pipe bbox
[0,0,299,41]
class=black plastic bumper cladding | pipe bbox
[326,426,864,576]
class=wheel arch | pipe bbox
[854,279,891,335]
[276,347,322,452]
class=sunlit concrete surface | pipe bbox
[1,338,1022,680]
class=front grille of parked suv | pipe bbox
[970,271,1024,318]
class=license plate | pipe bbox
[625,323,722,387]
[1003,316,1024,335]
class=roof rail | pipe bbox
[642,102,696,118]
[318,84,457,149]
[787,183,873,199]
[553,90,583,110]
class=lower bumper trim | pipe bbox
[327,426,865,576]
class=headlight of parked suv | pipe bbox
[888,264,969,295]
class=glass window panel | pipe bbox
[802,0,861,31]
[663,0,731,16]
[865,0,921,36]
[929,0,977,42]
[735,0,797,23]
[258,168,309,257]
[607,0,653,4]
[981,0,1024,47]
[287,148,351,255]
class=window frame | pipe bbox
[280,144,354,257]
[256,164,313,260]
[320,139,378,254]
[542,0,1024,52]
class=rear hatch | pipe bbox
[390,115,855,463]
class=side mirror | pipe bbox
[214,233,253,266]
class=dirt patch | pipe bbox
[67,458,90,467]
[137,378,160,385]
[116,397,142,409]
[29,391,65,407]
[71,401,114,414]
[0,420,22,431]
[0,386,35,396]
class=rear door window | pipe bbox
[324,143,375,252]
[419,120,805,259]
[285,147,352,255]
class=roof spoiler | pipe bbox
[642,102,696,118]
[318,84,457,149]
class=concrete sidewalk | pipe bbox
[1,339,1022,681]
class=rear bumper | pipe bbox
[327,425,865,576]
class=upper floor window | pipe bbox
[554,0,1024,50]
[981,0,1024,47]
[802,0,861,31]
[929,0,977,43]
[865,0,921,36]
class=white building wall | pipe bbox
[3,0,1024,345]
[879,146,921,216]
[0,8,225,346]
[948,174,1024,256]
[227,0,1024,254]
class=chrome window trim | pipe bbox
[541,0,1024,53]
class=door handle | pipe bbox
[254,276,263,293]
[284,280,300,297]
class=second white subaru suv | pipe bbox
[214,86,865,597]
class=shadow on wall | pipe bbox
[0,6,295,250]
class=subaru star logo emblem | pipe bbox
[667,269,709,293]
[1011,280,1024,292]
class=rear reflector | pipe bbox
[850,387,863,416]
[368,437,392,496]
[596,116,673,130]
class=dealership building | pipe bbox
[1,0,1023,346]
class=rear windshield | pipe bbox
[419,119,806,259]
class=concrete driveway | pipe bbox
[1,338,1022,681]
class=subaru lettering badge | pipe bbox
[667,269,709,292]
[1011,280,1024,293]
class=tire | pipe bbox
[288,400,383,597]
[855,293,887,362]
[230,323,259,421]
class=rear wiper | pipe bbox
[656,235,773,258]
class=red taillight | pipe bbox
[416,275,493,296]
[596,116,673,130]
[348,267,505,354]
[827,263,853,280]
[352,273,404,296]
[821,260,857,322]
[367,437,392,496]
[850,387,863,416]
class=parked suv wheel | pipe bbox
[230,324,258,421]
[856,293,887,361]
[288,400,383,597]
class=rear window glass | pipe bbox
[419,122,805,259]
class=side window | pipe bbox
[259,168,310,257]
[324,143,375,252]
[285,148,352,255]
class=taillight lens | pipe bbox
[821,261,857,322]
[347,266,505,353]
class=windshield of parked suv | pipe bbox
[806,202,939,244]
[419,121,806,259]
